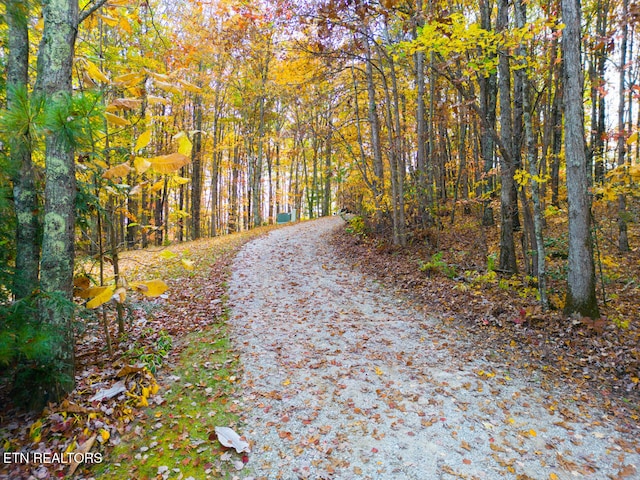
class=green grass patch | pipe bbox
[92,317,244,479]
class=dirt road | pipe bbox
[227,216,638,480]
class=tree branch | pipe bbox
[79,0,109,24]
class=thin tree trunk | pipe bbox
[616,0,630,252]
[7,0,40,300]
[497,0,518,273]
[191,93,203,240]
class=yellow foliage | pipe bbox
[181,259,194,271]
[155,80,182,95]
[84,59,110,84]
[135,130,152,151]
[102,162,132,180]
[151,179,165,192]
[99,429,110,442]
[147,153,191,174]
[147,95,171,105]
[109,98,142,110]
[86,285,116,309]
[133,279,169,297]
[105,112,131,127]
[114,287,127,304]
[174,131,193,157]
[134,156,152,174]
[180,79,202,93]
[112,72,145,87]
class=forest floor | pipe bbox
[224,216,639,480]
[0,226,279,480]
[1,214,638,479]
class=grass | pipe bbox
[91,316,244,479]
[83,225,282,479]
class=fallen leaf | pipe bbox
[215,426,250,453]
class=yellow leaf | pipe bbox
[119,16,132,34]
[135,130,152,151]
[150,383,159,395]
[113,72,144,87]
[129,184,143,196]
[180,79,202,93]
[549,474,559,480]
[103,162,132,179]
[86,285,116,309]
[78,285,108,300]
[105,112,131,127]
[109,98,142,110]
[134,279,168,297]
[176,133,192,157]
[29,420,43,442]
[151,179,165,192]
[84,60,110,84]
[99,428,110,442]
[141,386,150,398]
[134,156,151,174]
[155,80,182,95]
[167,175,190,188]
[529,429,537,437]
[64,440,77,454]
[147,95,171,105]
[145,69,171,82]
[181,259,194,271]
[282,379,291,386]
[626,132,638,145]
[96,13,118,27]
[375,366,383,375]
[148,152,190,174]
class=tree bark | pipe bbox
[479,0,498,227]
[561,0,600,318]
[35,0,80,402]
[497,0,518,274]
[616,0,630,252]
[191,93,203,240]
[7,0,41,300]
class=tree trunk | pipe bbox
[616,0,630,252]
[479,0,497,227]
[34,0,80,403]
[7,0,41,300]
[191,94,203,240]
[497,0,518,274]
[562,0,600,318]
[364,34,385,201]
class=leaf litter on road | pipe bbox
[228,217,639,479]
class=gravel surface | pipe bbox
[227,216,639,480]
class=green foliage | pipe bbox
[345,215,368,237]
[42,91,104,151]
[545,234,568,260]
[126,329,173,374]
[0,293,75,409]
[486,253,497,273]
[0,182,16,296]
[0,86,46,163]
[419,252,457,279]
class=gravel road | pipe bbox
[227,216,639,480]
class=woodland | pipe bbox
[0,0,639,477]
